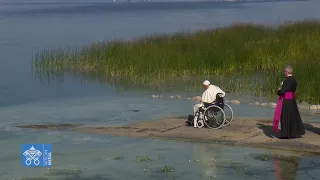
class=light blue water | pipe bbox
[0,0,320,179]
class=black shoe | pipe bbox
[185,121,193,126]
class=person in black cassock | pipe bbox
[274,65,305,139]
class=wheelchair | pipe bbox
[194,93,234,129]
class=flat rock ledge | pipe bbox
[73,118,320,154]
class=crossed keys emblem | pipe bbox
[23,146,42,165]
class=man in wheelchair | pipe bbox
[186,80,225,127]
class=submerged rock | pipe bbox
[130,110,140,112]
[309,105,317,110]
[186,97,191,100]
[170,96,174,99]
[231,100,240,104]
[224,100,230,103]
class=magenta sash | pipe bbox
[273,92,295,132]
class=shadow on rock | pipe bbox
[256,123,279,138]
[256,123,320,138]
[303,123,320,135]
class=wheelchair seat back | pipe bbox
[202,93,224,110]
[215,93,224,109]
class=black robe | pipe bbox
[277,76,305,138]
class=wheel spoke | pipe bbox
[203,105,225,129]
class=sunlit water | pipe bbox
[0,0,320,179]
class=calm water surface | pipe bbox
[0,0,320,179]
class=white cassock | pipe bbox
[193,84,225,115]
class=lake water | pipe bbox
[0,0,320,179]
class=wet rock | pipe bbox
[309,105,317,110]
[254,102,260,106]
[260,103,268,107]
[268,102,277,108]
[175,95,182,99]
[131,110,140,112]
[192,96,202,102]
[152,95,162,98]
[231,100,240,104]
[298,101,309,109]
[15,124,83,130]
[316,105,320,110]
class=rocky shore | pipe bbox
[72,117,320,154]
[152,95,320,111]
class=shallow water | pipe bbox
[1,0,320,179]
[1,128,319,180]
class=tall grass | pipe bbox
[33,20,320,104]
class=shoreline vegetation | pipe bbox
[33,20,320,104]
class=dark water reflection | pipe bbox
[273,155,300,180]
[191,143,320,180]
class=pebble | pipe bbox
[309,105,317,110]
[231,100,240,104]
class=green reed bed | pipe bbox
[33,20,320,104]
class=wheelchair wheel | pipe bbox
[222,104,234,126]
[203,105,226,129]
[197,119,204,128]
